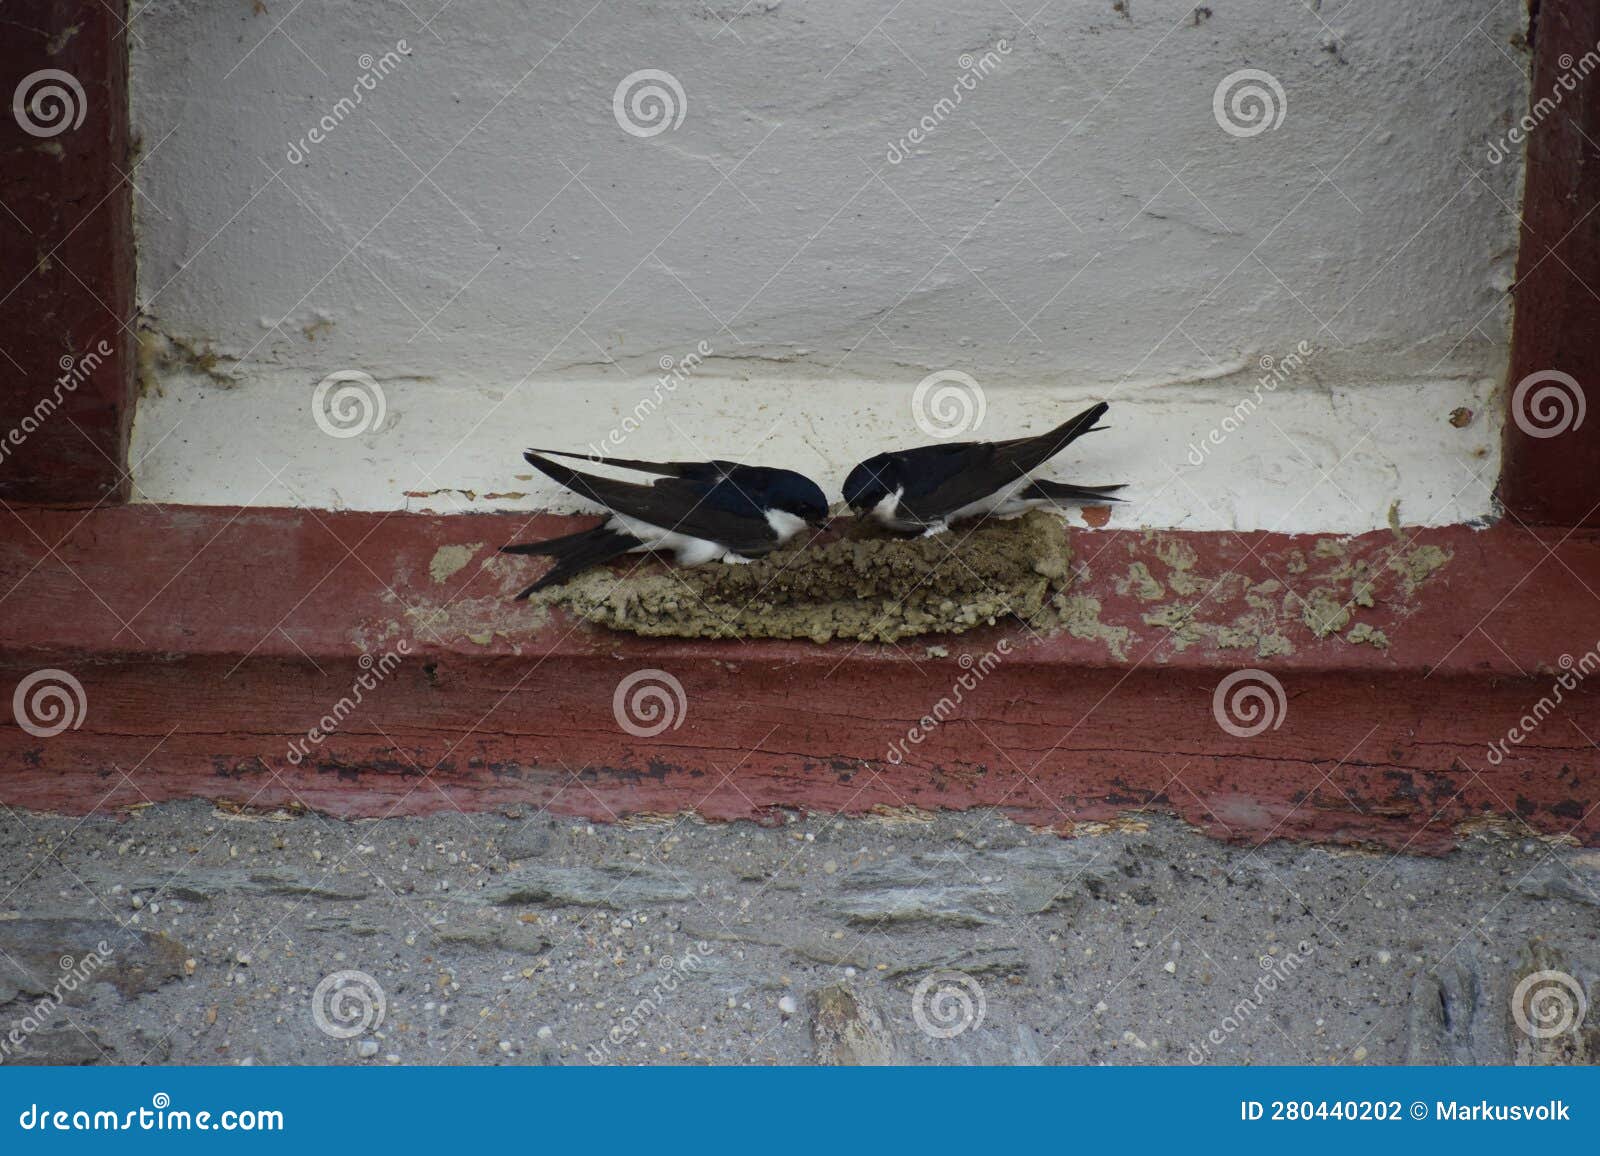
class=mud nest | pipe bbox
[531,509,1073,643]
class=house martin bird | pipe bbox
[500,448,831,598]
[842,402,1123,536]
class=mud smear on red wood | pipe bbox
[1054,531,1455,662]
[394,517,1453,655]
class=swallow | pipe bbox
[500,449,831,598]
[841,402,1123,536]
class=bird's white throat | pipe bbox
[871,486,916,531]
[764,508,808,542]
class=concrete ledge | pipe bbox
[1,505,1597,851]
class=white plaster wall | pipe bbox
[128,0,1527,531]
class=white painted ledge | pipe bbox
[130,366,1500,535]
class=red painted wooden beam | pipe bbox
[1,506,1596,852]
[0,2,136,507]
[1500,0,1600,526]
[0,1,1588,856]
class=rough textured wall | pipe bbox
[128,1,1528,530]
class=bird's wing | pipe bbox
[894,403,1113,521]
[524,447,731,481]
[986,402,1109,476]
[524,452,778,555]
[893,442,1021,520]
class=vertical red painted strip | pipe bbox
[0,1,134,508]
[1501,0,1600,526]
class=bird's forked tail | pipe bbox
[499,525,640,598]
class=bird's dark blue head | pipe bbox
[842,453,899,514]
[735,466,831,527]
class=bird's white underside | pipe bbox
[605,482,1050,561]
[870,479,1055,536]
[763,508,809,541]
[605,507,809,567]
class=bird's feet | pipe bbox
[919,522,949,539]
[720,552,755,565]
